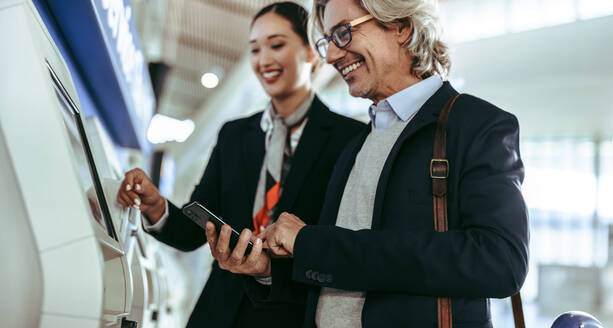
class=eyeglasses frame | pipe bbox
[316,14,374,59]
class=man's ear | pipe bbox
[396,23,412,45]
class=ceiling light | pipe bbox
[201,72,219,88]
[147,114,195,144]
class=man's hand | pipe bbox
[116,168,166,224]
[259,212,306,257]
[206,221,271,277]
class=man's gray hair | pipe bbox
[312,0,451,79]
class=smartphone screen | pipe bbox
[182,201,253,255]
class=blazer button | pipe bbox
[306,269,312,280]
[317,273,326,283]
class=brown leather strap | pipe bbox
[432,94,460,328]
[511,293,525,328]
[431,93,525,328]
[437,298,453,328]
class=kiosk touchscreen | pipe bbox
[47,60,118,241]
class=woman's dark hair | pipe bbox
[252,2,310,45]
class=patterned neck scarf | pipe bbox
[252,92,314,234]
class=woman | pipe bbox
[117,2,365,327]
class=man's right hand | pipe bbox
[117,168,166,224]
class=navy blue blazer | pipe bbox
[291,83,529,327]
[146,96,366,328]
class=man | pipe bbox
[209,0,529,327]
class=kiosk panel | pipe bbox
[47,61,118,241]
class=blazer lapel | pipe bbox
[277,97,332,214]
[370,82,458,230]
[242,114,265,218]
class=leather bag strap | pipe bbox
[431,93,525,328]
[511,293,525,328]
[432,94,460,328]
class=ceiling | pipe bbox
[450,14,613,138]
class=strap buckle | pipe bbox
[430,159,449,179]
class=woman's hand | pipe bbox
[117,168,166,224]
[206,221,271,277]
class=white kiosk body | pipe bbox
[0,1,132,326]
[0,1,192,326]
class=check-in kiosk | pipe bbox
[0,1,132,326]
[0,1,192,327]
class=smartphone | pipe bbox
[182,201,253,255]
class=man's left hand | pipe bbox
[259,212,306,257]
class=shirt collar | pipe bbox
[368,75,443,123]
[261,90,315,133]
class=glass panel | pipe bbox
[522,138,607,267]
[47,61,117,240]
[598,141,613,222]
[55,89,106,228]
[439,0,612,43]
[577,0,613,19]
[522,139,596,216]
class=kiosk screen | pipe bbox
[46,61,118,241]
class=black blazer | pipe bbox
[290,83,529,327]
[146,96,366,328]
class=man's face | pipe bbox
[323,0,409,102]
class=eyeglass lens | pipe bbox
[334,26,351,45]
[317,25,351,59]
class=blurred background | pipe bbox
[2,0,612,326]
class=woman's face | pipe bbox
[249,12,314,100]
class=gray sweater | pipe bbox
[315,120,410,328]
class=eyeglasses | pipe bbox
[315,14,374,59]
